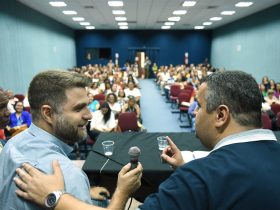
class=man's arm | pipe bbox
[14,160,142,210]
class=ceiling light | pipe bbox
[112,10,125,15]
[221,11,236,15]
[210,17,222,21]
[85,26,95,30]
[118,22,128,26]
[49,1,67,7]
[182,1,196,7]
[173,10,187,15]
[120,26,128,29]
[194,26,204,29]
[161,26,171,29]
[108,1,123,7]
[203,22,212,25]
[168,17,181,22]
[72,17,85,21]
[164,22,175,26]
[115,17,127,21]
[79,22,90,26]
[235,2,253,7]
[62,10,77,15]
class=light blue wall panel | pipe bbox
[0,0,76,93]
[211,4,280,83]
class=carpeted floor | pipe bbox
[139,79,191,132]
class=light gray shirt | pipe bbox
[0,123,92,209]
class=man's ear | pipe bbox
[41,105,54,124]
[215,105,230,129]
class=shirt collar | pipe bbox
[212,129,277,152]
[28,123,73,155]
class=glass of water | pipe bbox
[102,140,114,156]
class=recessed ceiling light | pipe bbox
[194,26,204,29]
[173,10,187,15]
[221,11,236,15]
[85,26,95,30]
[235,2,253,7]
[164,22,175,26]
[118,22,128,26]
[161,25,171,29]
[72,17,85,21]
[120,26,128,29]
[182,1,196,7]
[210,17,222,21]
[168,17,181,22]
[203,22,212,25]
[115,17,127,21]
[108,1,123,7]
[49,1,67,7]
[79,22,90,26]
[62,10,77,15]
[112,10,125,15]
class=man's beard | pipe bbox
[53,115,87,144]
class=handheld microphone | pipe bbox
[128,146,141,170]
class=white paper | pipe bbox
[181,150,210,163]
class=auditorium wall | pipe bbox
[0,0,76,93]
[75,30,211,67]
[211,4,280,82]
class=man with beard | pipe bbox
[0,71,142,209]
[0,90,10,152]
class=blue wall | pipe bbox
[75,30,211,67]
[211,4,280,83]
[0,0,76,93]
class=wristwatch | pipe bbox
[45,190,67,209]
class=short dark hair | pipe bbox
[28,70,91,121]
[205,71,262,127]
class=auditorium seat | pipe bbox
[118,112,139,132]
[271,104,280,115]
[169,84,181,109]
[262,112,272,130]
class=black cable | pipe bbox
[90,149,158,189]
[126,197,133,210]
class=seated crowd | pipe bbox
[1,62,280,153]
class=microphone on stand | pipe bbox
[128,146,141,170]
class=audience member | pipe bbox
[87,93,100,113]
[87,101,117,141]
[6,89,18,113]
[0,91,10,152]
[264,89,280,105]
[106,93,121,117]
[6,101,32,136]
[13,70,280,210]
[124,81,141,103]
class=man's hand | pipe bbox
[14,160,64,206]
[90,186,110,201]
[116,162,142,196]
[161,136,185,169]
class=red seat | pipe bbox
[262,112,272,130]
[14,94,25,102]
[118,112,139,132]
[177,92,192,123]
[169,85,181,109]
[271,104,280,115]
[276,112,280,130]
[94,93,106,105]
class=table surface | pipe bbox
[83,131,280,201]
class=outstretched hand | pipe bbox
[14,160,64,206]
[161,136,185,169]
